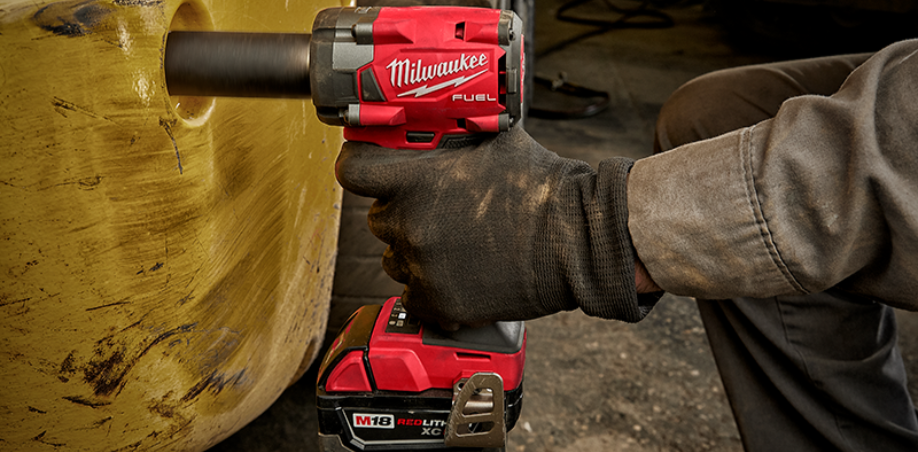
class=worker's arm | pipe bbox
[628,39,918,311]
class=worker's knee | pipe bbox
[655,65,785,154]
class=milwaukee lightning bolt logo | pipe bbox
[387,53,489,98]
[397,70,487,98]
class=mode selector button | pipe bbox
[385,299,421,334]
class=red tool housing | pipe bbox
[310,7,524,149]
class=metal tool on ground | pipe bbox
[316,297,525,451]
[163,6,524,150]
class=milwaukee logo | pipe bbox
[387,53,489,98]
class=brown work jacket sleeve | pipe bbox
[627,39,918,312]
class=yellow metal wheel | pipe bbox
[0,0,349,450]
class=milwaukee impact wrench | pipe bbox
[164,6,524,150]
[163,6,527,451]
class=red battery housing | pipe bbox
[316,297,525,451]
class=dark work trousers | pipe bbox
[653,54,918,451]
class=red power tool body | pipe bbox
[310,6,524,149]
[309,9,528,451]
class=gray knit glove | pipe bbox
[335,127,658,327]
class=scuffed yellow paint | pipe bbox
[0,0,344,450]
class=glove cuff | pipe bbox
[534,157,658,322]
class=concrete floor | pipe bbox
[210,2,918,451]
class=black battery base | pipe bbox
[317,385,522,451]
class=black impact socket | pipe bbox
[164,31,312,98]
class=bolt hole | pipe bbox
[166,1,215,125]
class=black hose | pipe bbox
[537,0,676,58]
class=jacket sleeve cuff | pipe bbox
[626,123,806,300]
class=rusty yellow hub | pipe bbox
[0,0,349,449]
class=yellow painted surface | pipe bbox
[0,0,349,450]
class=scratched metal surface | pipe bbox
[0,0,348,450]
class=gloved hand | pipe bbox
[335,127,659,328]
